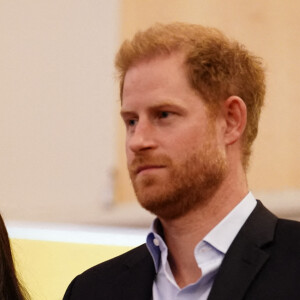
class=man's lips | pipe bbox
[136,165,165,175]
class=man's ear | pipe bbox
[222,96,247,145]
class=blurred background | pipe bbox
[1,0,300,299]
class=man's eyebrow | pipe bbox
[151,102,178,108]
[148,101,186,112]
[120,100,186,116]
[120,109,138,121]
[120,109,135,116]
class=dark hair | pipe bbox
[0,213,29,300]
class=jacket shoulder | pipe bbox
[274,218,300,246]
[75,243,149,282]
[63,244,153,299]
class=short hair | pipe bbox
[115,22,266,169]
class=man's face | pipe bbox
[121,53,227,220]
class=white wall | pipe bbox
[0,0,121,224]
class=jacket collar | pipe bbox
[207,201,277,300]
[117,244,156,300]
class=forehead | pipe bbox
[121,53,197,110]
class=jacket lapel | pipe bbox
[117,244,156,300]
[208,201,277,300]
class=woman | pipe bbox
[0,213,29,299]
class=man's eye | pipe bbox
[128,119,137,126]
[159,111,171,118]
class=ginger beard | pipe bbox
[128,132,228,220]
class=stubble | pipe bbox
[128,140,228,220]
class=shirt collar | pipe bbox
[146,219,166,272]
[202,192,257,254]
[146,192,257,271]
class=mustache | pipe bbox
[129,154,172,174]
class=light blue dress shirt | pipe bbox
[146,192,257,300]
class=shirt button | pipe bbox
[153,238,159,246]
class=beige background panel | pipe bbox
[115,0,300,207]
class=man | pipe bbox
[64,23,300,300]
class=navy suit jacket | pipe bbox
[63,201,300,300]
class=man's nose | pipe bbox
[128,120,157,153]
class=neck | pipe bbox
[159,165,248,288]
